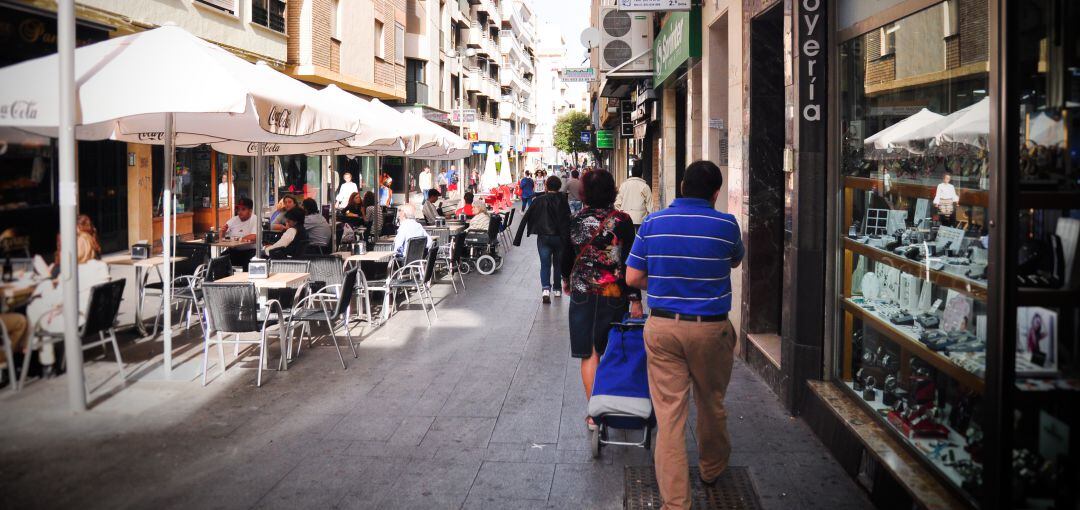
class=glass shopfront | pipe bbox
[835,2,991,503]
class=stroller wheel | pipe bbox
[459,262,472,275]
[590,427,601,459]
[476,255,497,275]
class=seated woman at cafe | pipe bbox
[341,192,363,218]
[269,194,299,232]
[302,198,331,251]
[265,208,307,259]
[467,201,492,233]
[28,234,110,377]
[362,191,383,231]
[456,192,476,218]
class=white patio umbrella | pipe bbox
[936,97,990,148]
[1027,111,1065,147]
[862,108,943,157]
[0,24,359,397]
[498,149,513,185]
[480,144,499,192]
[898,97,989,153]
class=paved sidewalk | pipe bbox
[0,221,872,510]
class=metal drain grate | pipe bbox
[624,466,763,510]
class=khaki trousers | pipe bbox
[0,313,28,365]
[644,316,736,510]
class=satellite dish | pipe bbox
[580,27,601,49]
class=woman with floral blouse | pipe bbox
[560,169,644,430]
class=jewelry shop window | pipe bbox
[836,1,990,503]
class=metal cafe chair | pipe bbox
[286,267,360,369]
[200,282,286,387]
[1,316,18,392]
[21,279,127,396]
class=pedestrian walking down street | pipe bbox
[513,175,571,303]
[615,166,653,230]
[560,169,643,430]
[564,169,583,215]
[519,171,536,211]
[625,161,744,510]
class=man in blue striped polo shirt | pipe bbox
[626,160,744,510]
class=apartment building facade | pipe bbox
[0,0,407,255]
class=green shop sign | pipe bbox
[653,8,701,86]
[596,130,615,149]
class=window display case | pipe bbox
[1004,1,1079,507]
[835,3,992,504]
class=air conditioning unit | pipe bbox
[598,7,653,72]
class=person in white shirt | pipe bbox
[220,197,259,269]
[266,208,308,259]
[437,169,449,196]
[418,167,434,201]
[335,172,359,209]
[933,174,960,226]
[615,166,654,228]
[393,204,430,259]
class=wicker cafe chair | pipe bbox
[286,268,360,369]
[200,282,286,387]
[268,259,311,311]
[21,279,127,396]
[207,254,234,282]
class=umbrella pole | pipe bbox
[162,112,175,378]
[329,150,337,252]
[255,143,264,255]
[57,0,85,410]
[374,153,381,239]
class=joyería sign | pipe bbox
[799,0,825,124]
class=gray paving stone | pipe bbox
[419,416,497,448]
[468,461,556,501]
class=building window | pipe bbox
[407,59,429,104]
[375,20,386,60]
[879,23,898,56]
[395,23,406,66]
[252,0,285,33]
[943,0,958,37]
[329,0,340,40]
[197,0,236,15]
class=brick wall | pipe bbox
[369,0,406,92]
[863,30,895,86]
[287,0,301,64]
[311,0,331,68]
[945,36,960,69]
[958,0,988,66]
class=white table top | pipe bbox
[216,272,309,289]
[333,251,395,263]
[102,254,187,268]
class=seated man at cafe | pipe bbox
[220,197,258,270]
[421,189,443,225]
[455,192,476,218]
[302,198,331,252]
[392,203,429,261]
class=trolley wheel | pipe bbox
[458,262,472,275]
[476,255,497,275]
[590,427,601,459]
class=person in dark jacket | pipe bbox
[513,175,571,303]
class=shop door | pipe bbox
[744,5,785,335]
[77,141,128,254]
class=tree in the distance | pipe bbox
[553,110,591,167]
